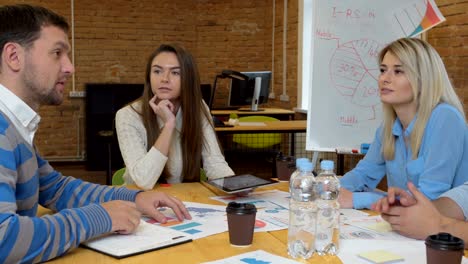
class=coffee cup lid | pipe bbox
[226,202,257,214]
[425,233,465,251]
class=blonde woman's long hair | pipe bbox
[379,38,465,160]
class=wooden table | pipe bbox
[45,183,291,263]
[45,182,467,263]
[211,108,295,121]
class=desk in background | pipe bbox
[211,108,295,121]
[215,120,306,134]
[215,121,306,179]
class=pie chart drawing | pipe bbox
[329,39,382,109]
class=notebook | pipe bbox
[82,220,192,259]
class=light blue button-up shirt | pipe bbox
[340,103,468,209]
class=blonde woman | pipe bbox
[339,38,467,209]
[116,44,234,190]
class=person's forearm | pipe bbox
[433,197,465,221]
[352,191,387,209]
[153,122,175,155]
[39,169,139,210]
[438,216,468,249]
[0,204,111,263]
[201,122,235,179]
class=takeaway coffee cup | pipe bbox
[226,202,257,246]
[425,232,464,264]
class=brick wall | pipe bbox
[429,0,468,115]
[0,0,283,159]
[0,0,465,160]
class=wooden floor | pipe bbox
[49,161,108,185]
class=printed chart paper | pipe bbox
[144,202,228,240]
[342,215,415,241]
[211,190,290,231]
[201,250,301,264]
[210,190,290,210]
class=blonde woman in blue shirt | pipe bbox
[339,38,467,209]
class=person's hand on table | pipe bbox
[371,184,416,212]
[101,200,142,234]
[371,182,442,240]
[135,191,192,223]
[338,187,353,208]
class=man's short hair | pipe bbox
[0,4,69,57]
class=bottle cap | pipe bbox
[301,162,314,172]
[320,160,334,170]
[295,157,309,167]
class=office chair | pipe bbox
[112,167,126,186]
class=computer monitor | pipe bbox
[200,84,212,106]
[228,71,271,111]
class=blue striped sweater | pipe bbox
[0,112,140,263]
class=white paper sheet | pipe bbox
[342,215,415,241]
[210,190,290,209]
[83,220,191,258]
[338,239,426,263]
[340,225,415,241]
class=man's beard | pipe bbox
[23,63,63,106]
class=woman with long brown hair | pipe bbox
[116,43,234,190]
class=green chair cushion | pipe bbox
[200,168,208,182]
[112,167,126,186]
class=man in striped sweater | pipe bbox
[0,4,191,263]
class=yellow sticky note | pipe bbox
[358,250,404,264]
[367,221,392,233]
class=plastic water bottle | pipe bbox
[288,157,309,190]
[288,162,317,259]
[315,160,340,255]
